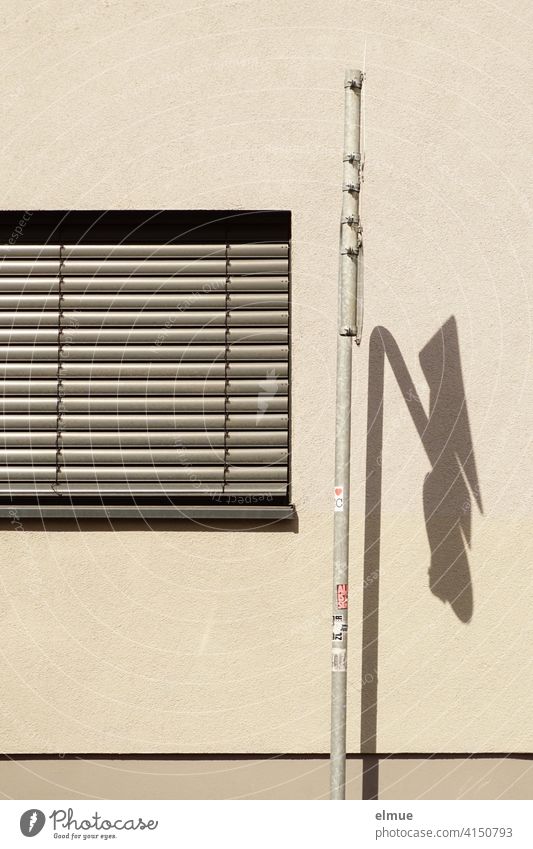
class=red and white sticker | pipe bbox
[334,485,344,512]
[337,584,348,609]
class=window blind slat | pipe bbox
[59,448,287,464]
[0,343,289,360]
[62,244,288,259]
[58,396,288,413]
[62,276,288,292]
[0,364,58,377]
[0,331,58,344]
[60,430,287,447]
[0,246,60,258]
[0,295,59,309]
[0,466,57,480]
[0,432,57,446]
[0,261,61,275]
[52,482,288,494]
[0,277,59,292]
[61,329,288,345]
[59,413,288,430]
[0,311,59,325]
[60,293,288,309]
[62,259,287,276]
[60,310,288,327]
[0,449,56,463]
[0,381,58,395]
[58,465,286,482]
[0,398,58,412]
[58,362,288,378]
[60,379,288,395]
[0,415,58,429]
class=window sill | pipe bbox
[0,503,296,521]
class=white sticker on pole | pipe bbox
[334,485,344,512]
[332,648,347,673]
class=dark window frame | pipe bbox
[0,210,293,521]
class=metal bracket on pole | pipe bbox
[341,215,359,226]
[330,67,364,800]
[345,75,363,90]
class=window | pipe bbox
[0,211,292,519]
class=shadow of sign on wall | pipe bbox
[360,316,482,799]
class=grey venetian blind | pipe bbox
[0,241,289,502]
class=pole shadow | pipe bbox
[360,317,483,799]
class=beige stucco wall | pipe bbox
[0,0,531,755]
[2,757,533,800]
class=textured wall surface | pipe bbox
[0,0,531,753]
[2,757,533,800]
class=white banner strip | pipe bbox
[1,800,532,847]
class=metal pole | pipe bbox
[330,68,363,800]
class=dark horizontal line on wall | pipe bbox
[1,753,533,761]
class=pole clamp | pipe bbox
[341,215,359,226]
[341,246,359,257]
[344,76,363,90]
[342,182,360,193]
[343,153,361,164]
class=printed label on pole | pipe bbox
[337,584,348,609]
[332,648,347,673]
[332,613,347,643]
[334,485,344,512]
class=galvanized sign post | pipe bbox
[330,68,364,800]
